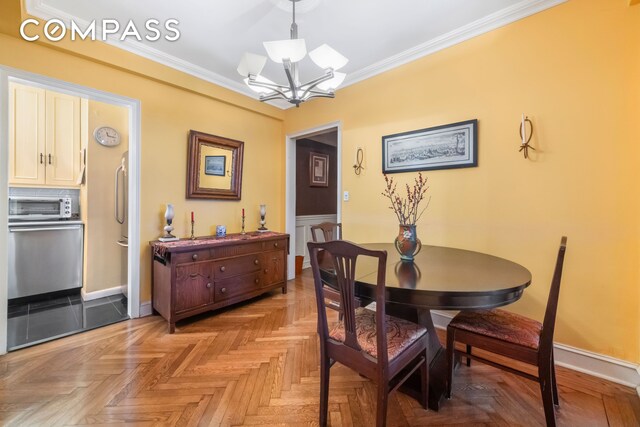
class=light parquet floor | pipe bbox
[1,270,639,426]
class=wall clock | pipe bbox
[94,126,121,147]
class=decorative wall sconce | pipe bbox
[353,147,364,175]
[519,114,535,159]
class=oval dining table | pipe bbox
[318,242,532,411]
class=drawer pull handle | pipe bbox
[264,269,268,273]
[190,273,198,278]
[254,278,259,284]
[274,242,279,248]
[220,287,226,293]
[206,282,212,289]
[192,254,198,261]
[220,266,226,272]
[254,259,259,265]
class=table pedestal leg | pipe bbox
[386,303,447,411]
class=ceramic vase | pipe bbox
[394,224,422,262]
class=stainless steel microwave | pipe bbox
[8,196,73,221]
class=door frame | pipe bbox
[285,121,342,280]
[0,66,142,354]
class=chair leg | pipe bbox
[551,353,559,407]
[376,384,389,427]
[446,326,455,399]
[539,364,557,427]
[319,354,330,427]
[466,344,472,367]
[420,349,429,409]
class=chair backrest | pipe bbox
[539,236,568,359]
[310,222,342,243]
[308,240,388,364]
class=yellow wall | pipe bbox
[285,0,640,362]
[0,2,286,303]
[81,100,129,294]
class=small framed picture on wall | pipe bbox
[309,152,329,187]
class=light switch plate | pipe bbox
[343,191,350,201]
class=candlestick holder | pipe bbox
[241,214,246,235]
[518,115,535,159]
[190,220,195,240]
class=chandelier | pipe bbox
[237,0,348,107]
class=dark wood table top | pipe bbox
[321,243,532,310]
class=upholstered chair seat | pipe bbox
[329,307,428,360]
[448,309,542,350]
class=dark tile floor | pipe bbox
[7,293,129,351]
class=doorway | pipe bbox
[0,67,141,353]
[285,122,342,279]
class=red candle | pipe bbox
[242,208,245,217]
[191,211,194,222]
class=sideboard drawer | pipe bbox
[173,248,213,264]
[214,254,261,278]
[268,239,288,251]
[215,272,261,302]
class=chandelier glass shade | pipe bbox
[237,0,348,107]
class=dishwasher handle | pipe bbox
[9,226,83,232]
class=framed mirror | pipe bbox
[186,130,244,200]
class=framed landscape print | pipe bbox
[309,152,329,187]
[382,119,478,173]
[204,155,226,176]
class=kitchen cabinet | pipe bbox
[9,83,84,187]
[151,232,289,333]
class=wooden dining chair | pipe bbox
[310,222,342,243]
[446,236,567,427]
[310,222,345,316]
[308,240,429,427]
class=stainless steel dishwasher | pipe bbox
[8,221,84,299]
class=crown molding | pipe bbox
[343,0,567,88]
[26,0,567,110]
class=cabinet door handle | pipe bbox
[192,254,198,261]
[220,287,226,293]
[190,273,198,278]
[48,154,52,165]
[264,269,268,273]
[254,259,259,265]
[206,283,212,289]
[40,153,44,164]
[254,278,259,284]
[220,266,226,272]
[273,242,279,248]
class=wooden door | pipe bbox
[9,83,46,185]
[174,262,214,313]
[45,90,81,187]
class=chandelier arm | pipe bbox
[299,70,335,99]
[306,93,335,99]
[259,93,288,102]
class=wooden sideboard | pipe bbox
[150,232,289,333]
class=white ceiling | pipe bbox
[28,0,565,109]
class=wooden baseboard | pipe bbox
[430,310,640,392]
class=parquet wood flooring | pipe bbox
[0,270,638,426]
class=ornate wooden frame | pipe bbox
[186,130,244,200]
